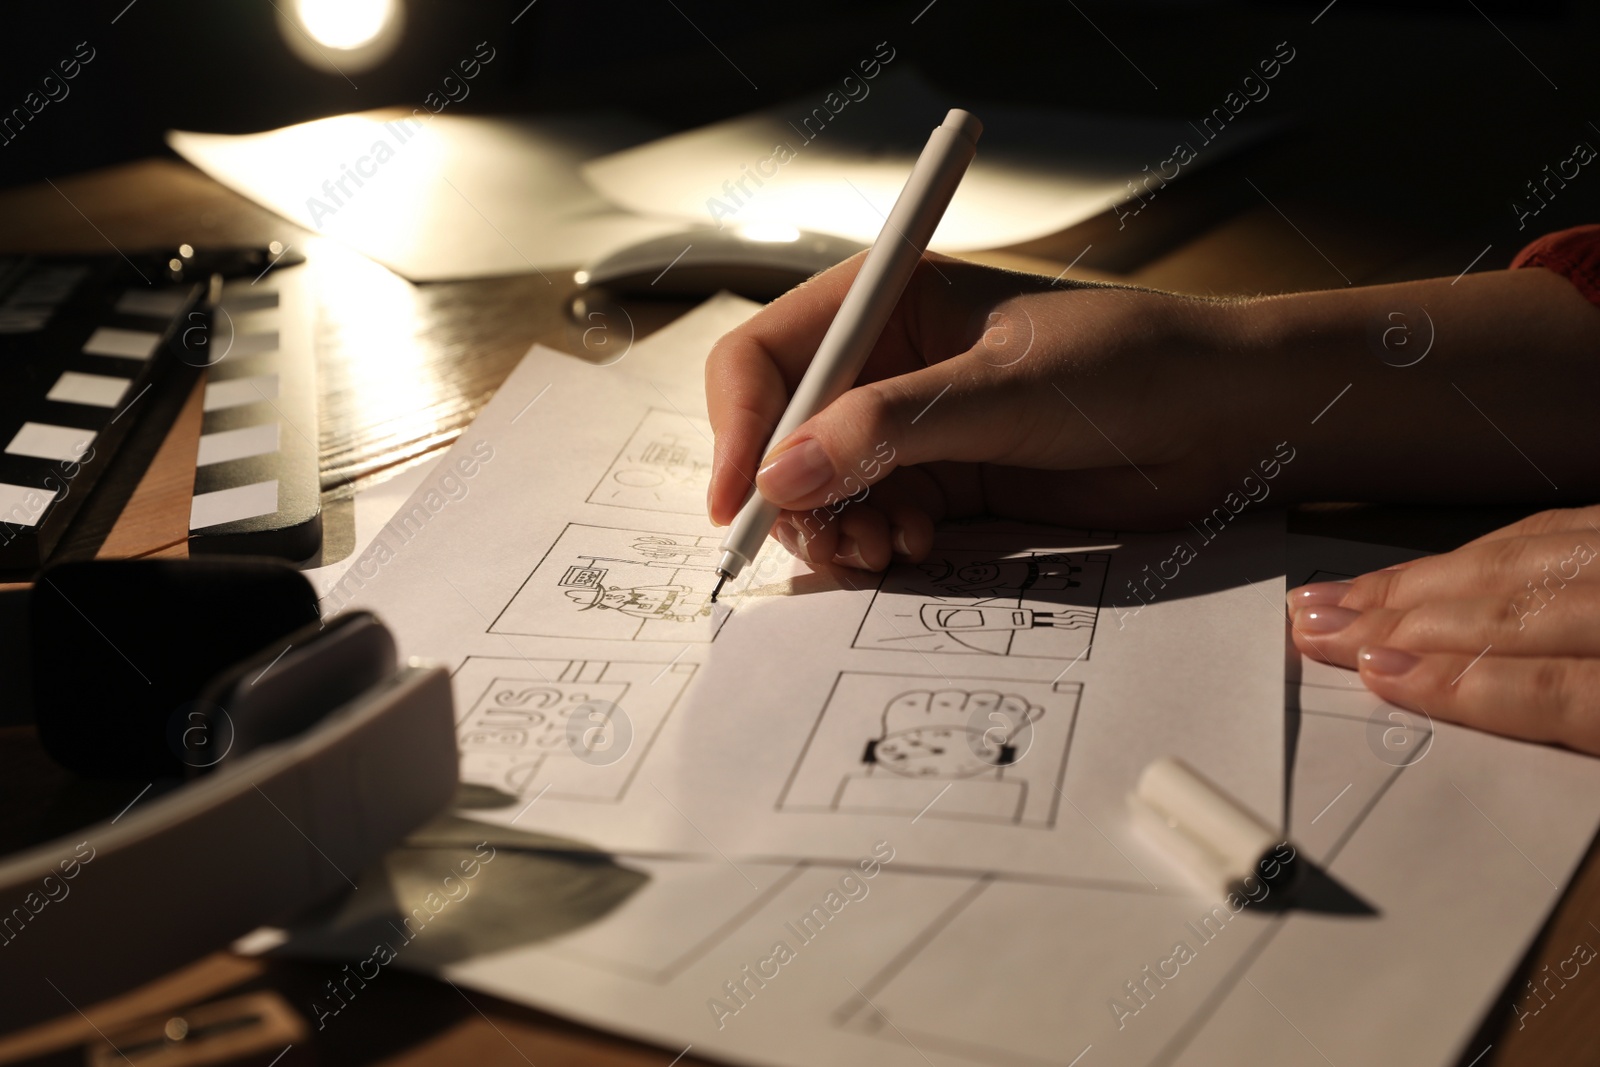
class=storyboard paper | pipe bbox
[296,534,1600,1067]
[342,294,1287,883]
[287,302,1600,1064]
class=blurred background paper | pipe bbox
[583,70,1280,251]
[168,111,687,281]
[169,73,1281,283]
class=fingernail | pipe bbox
[758,439,833,503]
[1287,581,1350,608]
[773,521,800,558]
[1359,646,1419,676]
[793,524,812,560]
[1293,605,1360,635]
[834,535,867,570]
[892,527,911,556]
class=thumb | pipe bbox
[754,354,1024,511]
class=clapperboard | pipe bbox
[1,249,323,572]
[188,263,321,560]
[0,255,199,571]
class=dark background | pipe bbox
[3,0,1596,260]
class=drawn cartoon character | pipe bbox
[564,582,710,622]
[863,689,1044,779]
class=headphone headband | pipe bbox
[0,561,458,1030]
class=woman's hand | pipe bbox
[1289,506,1600,755]
[706,250,1600,575]
[705,252,1273,571]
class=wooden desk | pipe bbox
[4,82,1598,1065]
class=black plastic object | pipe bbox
[0,644,456,1031]
[186,263,321,561]
[199,610,395,764]
[31,558,321,777]
[0,254,201,571]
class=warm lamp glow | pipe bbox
[278,0,405,73]
[738,221,801,243]
[294,0,394,50]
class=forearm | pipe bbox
[1227,268,1600,504]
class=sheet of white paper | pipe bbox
[1179,535,1600,1066]
[340,295,1286,883]
[168,112,687,281]
[602,290,764,386]
[300,456,439,611]
[300,292,755,610]
[583,70,1279,251]
[388,534,1599,1067]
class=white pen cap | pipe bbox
[941,108,984,144]
[1129,756,1300,900]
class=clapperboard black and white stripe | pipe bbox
[0,255,198,571]
[188,263,322,561]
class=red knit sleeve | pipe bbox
[1511,225,1600,307]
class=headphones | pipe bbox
[0,558,458,1032]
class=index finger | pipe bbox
[705,253,868,525]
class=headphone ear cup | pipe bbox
[33,559,321,778]
[197,610,398,765]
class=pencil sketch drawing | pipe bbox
[778,672,1083,827]
[453,656,697,802]
[853,550,1110,661]
[587,408,714,516]
[492,524,729,642]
